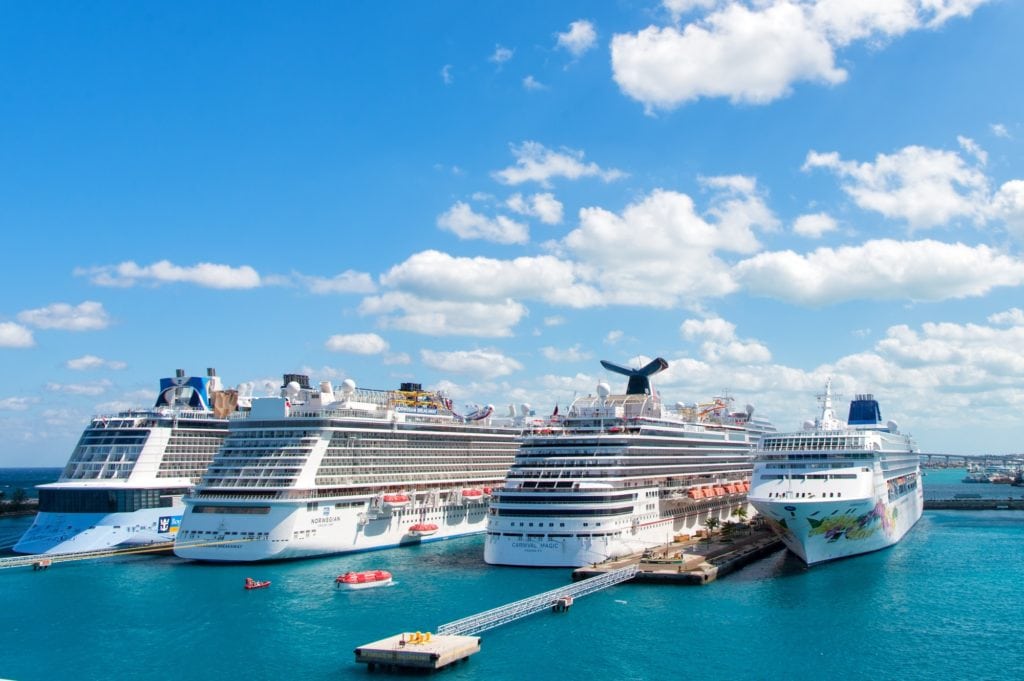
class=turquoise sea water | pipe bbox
[2,469,1022,681]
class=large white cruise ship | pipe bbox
[747,380,923,566]
[14,368,243,555]
[484,358,773,568]
[173,374,521,562]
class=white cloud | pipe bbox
[605,330,624,344]
[17,301,110,331]
[46,379,112,396]
[360,292,528,337]
[556,20,598,57]
[544,316,566,327]
[803,144,990,229]
[0,396,38,411]
[680,316,771,363]
[380,250,602,309]
[325,333,389,355]
[611,1,990,112]
[541,344,593,362]
[441,64,453,85]
[77,260,261,289]
[988,308,1024,326]
[523,75,547,91]
[793,212,838,238]
[492,141,625,187]
[66,355,126,371]
[490,45,514,64]
[735,239,1024,305]
[990,180,1024,241]
[958,135,988,165]
[437,202,529,245]
[420,349,523,379]
[0,322,34,348]
[294,270,376,294]
[506,192,564,225]
[383,352,412,366]
[991,123,1010,139]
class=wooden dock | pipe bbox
[354,633,481,672]
[573,527,783,585]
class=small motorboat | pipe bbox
[244,577,271,590]
[336,569,393,590]
[407,522,439,537]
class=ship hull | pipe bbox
[13,506,184,555]
[750,486,923,565]
[174,497,491,562]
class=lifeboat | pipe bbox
[461,489,485,502]
[336,570,393,590]
[713,486,726,496]
[407,522,439,537]
[244,577,271,590]
[382,494,410,508]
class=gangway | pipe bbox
[0,537,252,570]
[436,564,637,636]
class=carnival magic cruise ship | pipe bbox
[15,368,243,554]
[174,374,521,562]
[747,380,922,565]
[484,358,774,567]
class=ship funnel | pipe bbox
[176,369,185,378]
[207,367,217,376]
[599,357,668,396]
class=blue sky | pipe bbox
[2,0,1023,466]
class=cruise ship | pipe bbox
[484,358,774,568]
[173,374,521,562]
[14,368,243,554]
[747,380,922,565]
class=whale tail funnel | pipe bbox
[599,357,669,396]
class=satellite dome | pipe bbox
[342,378,356,394]
[596,381,611,398]
[803,419,815,431]
[286,381,301,397]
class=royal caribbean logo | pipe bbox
[158,516,182,534]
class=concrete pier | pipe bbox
[573,526,783,585]
[354,633,481,672]
[925,498,1024,510]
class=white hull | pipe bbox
[174,498,490,562]
[13,505,184,555]
[337,579,392,590]
[750,486,923,565]
[485,499,745,568]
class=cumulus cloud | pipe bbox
[523,75,547,91]
[380,250,602,309]
[680,316,771,363]
[991,123,1010,139]
[803,144,991,229]
[441,64,453,85]
[77,260,261,289]
[505,192,564,225]
[611,1,990,111]
[492,141,625,187]
[556,20,598,57]
[0,396,38,411]
[793,212,838,238]
[988,308,1024,326]
[420,349,523,379]
[990,180,1024,241]
[66,355,126,371]
[17,301,110,331]
[544,316,566,327]
[541,344,593,362]
[325,333,389,355]
[490,45,514,64]
[46,379,113,396]
[437,202,529,245]
[0,322,34,348]
[361,292,528,337]
[294,270,376,294]
[734,239,1024,305]
[605,330,624,344]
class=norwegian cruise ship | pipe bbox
[747,380,922,565]
[173,374,521,562]
[484,358,773,568]
[14,368,243,554]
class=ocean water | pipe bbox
[1,469,1022,681]
[0,468,60,501]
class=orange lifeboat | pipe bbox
[336,569,393,590]
[244,577,271,590]
[713,486,726,496]
[407,522,439,537]
[382,494,410,508]
[461,489,485,502]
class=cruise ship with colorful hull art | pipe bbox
[484,357,774,568]
[14,368,243,555]
[173,375,521,562]
[747,380,923,566]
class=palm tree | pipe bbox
[732,505,749,534]
[704,516,720,545]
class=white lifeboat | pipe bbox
[407,522,439,537]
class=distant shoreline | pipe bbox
[0,499,39,518]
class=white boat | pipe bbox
[14,369,246,555]
[747,380,923,566]
[173,376,521,562]
[484,358,774,568]
[406,522,439,537]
